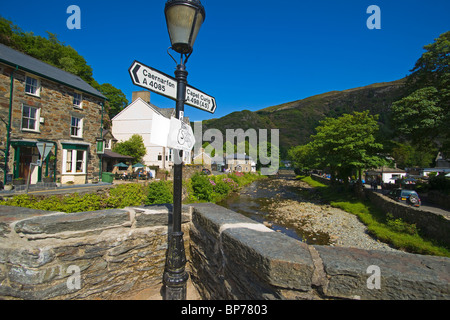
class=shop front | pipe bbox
[11,140,57,185]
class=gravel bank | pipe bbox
[264,176,401,252]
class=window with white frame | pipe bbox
[104,139,111,150]
[71,117,83,138]
[21,105,40,131]
[25,75,40,96]
[73,92,83,108]
[63,149,86,174]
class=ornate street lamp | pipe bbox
[163,0,205,300]
[165,0,205,55]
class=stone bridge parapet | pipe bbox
[0,204,190,300]
[189,203,450,300]
[0,203,449,300]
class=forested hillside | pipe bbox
[203,79,407,157]
[0,16,128,121]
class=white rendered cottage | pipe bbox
[111,91,191,171]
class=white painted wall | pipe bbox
[112,97,191,169]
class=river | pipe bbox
[218,170,400,252]
[217,170,330,245]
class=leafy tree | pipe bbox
[310,111,385,182]
[390,141,437,168]
[0,17,95,84]
[288,143,317,174]
[0,16,128,123]
[391,87,442,145]
[113,134,147,164]
[407,31,450,94]
[93,83,129,119]
[393,31,450,154]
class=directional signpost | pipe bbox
[36,142,53,166]
[130,1,212,299]
[129,61,178,101]
[129,58,215,300]
[26,142,54,193]
[129,60,216,114]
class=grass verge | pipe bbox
[298,176,450,257]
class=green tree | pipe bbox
[0,16,128,124]
[390,141,437,168]
[391,87,442,145]
[393,31,450,154]
[93,83,129,119]
[288,143,317,174]
[113,134,147,164]
[310,111,385,182]
[408,31,450,94]
[0,17,95,84]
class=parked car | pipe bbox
[201,168,212,175]
[386,189,421,207]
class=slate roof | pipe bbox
[0,43,106,100]
[102,150,134,159]
[113,97,190,124]
[226,153,252,160]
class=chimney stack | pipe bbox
[132,91,151,104]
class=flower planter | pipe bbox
[12,179,25,186]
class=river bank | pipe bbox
[220,171,401,252]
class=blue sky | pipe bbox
[1,0,449,122]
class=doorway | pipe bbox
[17,146,39,183]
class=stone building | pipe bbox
[225,153,256,173]
[0,43,107,186]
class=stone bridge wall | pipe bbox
[0,204,190,300]
[189,203,450,300]
[0,203,449,300]
[310,174,450,247]
[364,191,450,246]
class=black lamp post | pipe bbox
[163,0,205,300]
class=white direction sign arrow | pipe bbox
[129,60,178,101]
[185,86,217,114]
[129,61,217,114]
[36,142,54,166]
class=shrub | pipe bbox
[145,181,173,205]
[386,213,419,236]
[214,178,231,195]
[191,173,214,201]
[429,175,450,192]
[106,183,147,208]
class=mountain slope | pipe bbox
[202,79,407,155]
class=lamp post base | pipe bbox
[163,231,189,300]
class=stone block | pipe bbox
[1,247,55,268]
[14,209,130,235]
[133,204,190,228]
[314,245,450,300]
[222,226,314,292]
[190,203,315,299]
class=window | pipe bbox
[73,92,83,108]
[25,76,40,96]
[22,105,40,131]
[158,154,162,161]
[104,139,111,150]
[64,149,86,174]
[71,117,83,138]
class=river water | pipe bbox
[217,171,330,245]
